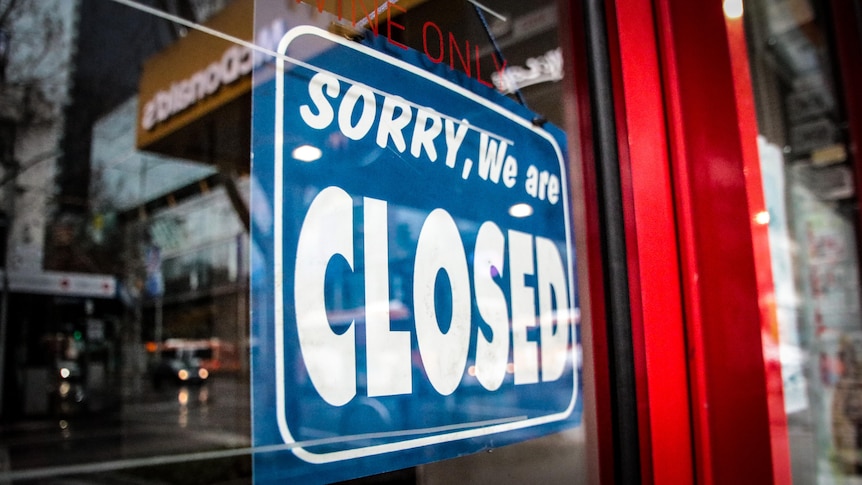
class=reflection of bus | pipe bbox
[145,338,240,374]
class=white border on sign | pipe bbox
[272,25,578,464]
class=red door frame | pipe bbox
[602,0,694,483]
[597,0,795,483]
[563,0,689,480]
[655,0,791,482]
[831,0,862,264]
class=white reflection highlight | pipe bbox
[178,388,189,406]
[508,203,533,218]
[723,0,743,19]
[292,144,322,162]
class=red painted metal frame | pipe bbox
[575,0,800,482]
[648,0,792,483]
[604,0,695,484]
[831,0,862,271]
[724,10,792,484]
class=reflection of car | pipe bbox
[52,360,86,415]
[150,349,210,387]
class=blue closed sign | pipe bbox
[251,24,581,484]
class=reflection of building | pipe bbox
[90,95,249,370]
[0,0,238,418]
[124,0,265,377]
[0,0,119,419]
[126,178,249,358]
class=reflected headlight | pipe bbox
[177,369,190,381]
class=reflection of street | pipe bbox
[0,374,250,478]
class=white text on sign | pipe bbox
[293,186,572,406]
[299,72,561,204]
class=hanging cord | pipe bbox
[471,4,547,126]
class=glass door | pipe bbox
[744,0,862,482]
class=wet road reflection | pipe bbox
[0,374,250,475]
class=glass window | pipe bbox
[745,0,862,482]
[0,0,589,483]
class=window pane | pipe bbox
[0,1,588,483]
[0,1,251,482]
[745,1,862,482]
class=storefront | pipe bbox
[0,0,861,483]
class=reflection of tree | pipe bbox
[0,0,70,217]
[0,0,77,418]
[0,0,69,125]
[0,0,74,292]
[5,0,240,403]
[45,1,192,273]
[0,0,253,419]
